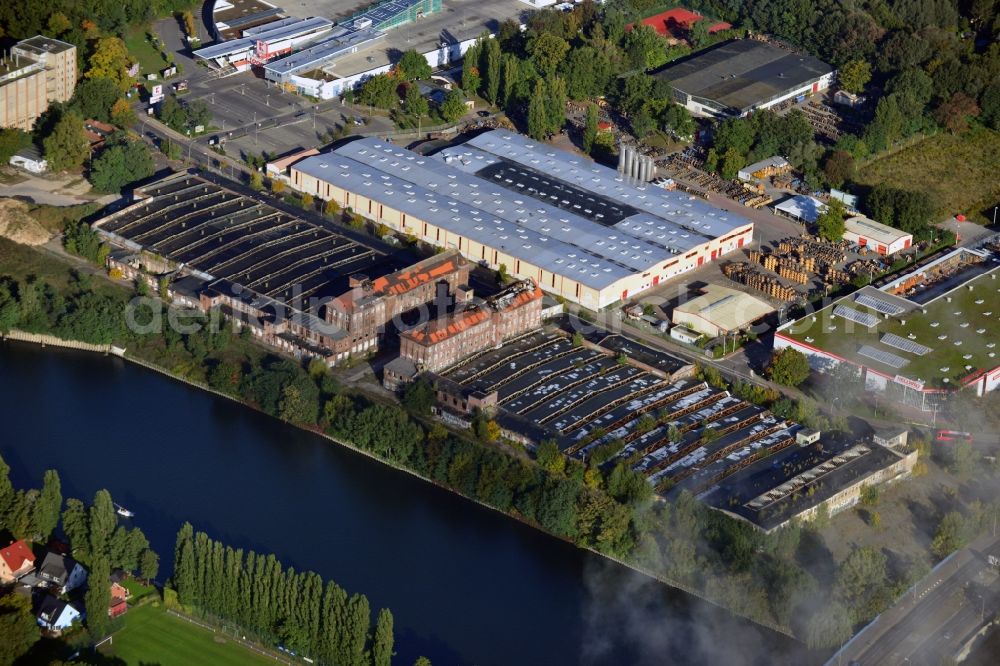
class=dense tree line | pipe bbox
[171,524,398,665]
[0,0,199,45]
[0,455,62,544]
[458,7,696,142]
[0,271,125,344]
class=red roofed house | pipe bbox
[109,581,129,618]
[630,8,732,40]
[0,540,36,584]
[399,279,543,372]
[83,119,115,150]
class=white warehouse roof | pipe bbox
[292,132,753,292]
[773,195,827,223]
[844,216,912,246]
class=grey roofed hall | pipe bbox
[294,132,752,292]
[653,40,833,113]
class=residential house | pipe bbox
[83,118,115,150]
[36,596,82,633]
[109,570,130,618]
[37,552,87,594]
[0,540,36,583]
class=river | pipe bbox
[0,342,817,665]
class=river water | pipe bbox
[0,342,817,665]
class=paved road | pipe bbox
[829,533,1000,666]
[1,171,118,207]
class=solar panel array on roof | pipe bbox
[880,333,931,356]
[833,305,878,328]
[857,345,908,369]
[855,293,905,315]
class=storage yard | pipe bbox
[776,246,1000,400]
[430,327,915,531]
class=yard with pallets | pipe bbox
[98,603,278,666]
[857,127,1000,224]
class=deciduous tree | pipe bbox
[816,198,846,242]
[43,111,88,172]
[0,594,39,666]
[838,59,872,93]
[439,89,466,123]
[527,33,569,78]
[396,50,431,81]
[85,556,111,638]
[372,608,394,666]
[31,469,61,541]
[88,139,155,192]
[933,92,980,133]
[527,80,548,140]
[766,348,811,386]
[86,37,132,92]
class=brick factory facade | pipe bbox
[399,279,543,372]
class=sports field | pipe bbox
[99,604,277,666]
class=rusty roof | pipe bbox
[404,279,542,346]
[370,250,464,296]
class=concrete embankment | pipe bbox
[2,329,118,354]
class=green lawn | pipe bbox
[121,578,157,601]
[857,126,1000,224]
[99,604,277,666]
[124,27,169,79]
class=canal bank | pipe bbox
[0,340,818,665]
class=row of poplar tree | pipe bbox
[171,524,398,666]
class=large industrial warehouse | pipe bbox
[287,131,754,309]
[775,246,1000,407]
[653,39,834,117]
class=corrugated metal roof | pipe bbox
[243,16,332,44]
[262,26,383,76]
[291,135,753,291]
[845,216,912,245]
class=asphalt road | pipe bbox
[830,533,1000,666]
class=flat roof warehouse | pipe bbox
[654,39,833,115]
[289,132,753,305]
